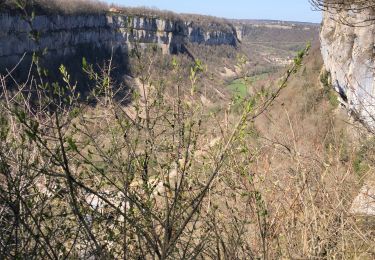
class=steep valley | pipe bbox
[0,1,375,259]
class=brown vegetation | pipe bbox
[310,0,375,11]
[310,0,375,25]
[1,32,374,258]
[1,0,233,31]
[0,1,374,259]
[1,0,108,14]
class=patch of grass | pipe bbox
[353,139,374,180]
[227,73,270,105]
[227,79,247,99]
[327,91,339,108]
[353,157,370,179]
[320,69,339,108]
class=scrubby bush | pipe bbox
[310,0,375,26]
[1,3,375,259]
[1,0,233,31]
[1,20,333,258]
[110,5,233,32]
[2,0,108,14]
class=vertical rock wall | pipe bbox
[320,8,375,126]
[0,11,239,72]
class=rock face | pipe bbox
[320,8,375,127]
[0,11,238,72]
[350,184,375,216]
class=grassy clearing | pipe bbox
[227,79,247,98]
[227,73,270,99]
[320,69,340,108]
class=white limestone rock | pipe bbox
[320,8,375,128]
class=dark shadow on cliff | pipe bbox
[0,43,132,105]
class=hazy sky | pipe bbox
[103,0,322,23]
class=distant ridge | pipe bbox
[231,19,320,26]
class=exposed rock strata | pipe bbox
[0,11,238,71]
[320,8,375,127]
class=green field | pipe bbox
[227,79,248,98]
[227,73,270,99]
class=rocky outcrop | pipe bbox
[320,8,375,127]
[0,11,238,72]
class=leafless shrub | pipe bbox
[2,0,108,14]
[109,4,234,32]
[310,0,375,25]
[0,33,313,259]
[1,0,233,31]
[310,0,375,11]
[38,0,108,14]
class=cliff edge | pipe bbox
[320,6,375,127]
[0,2,239,74]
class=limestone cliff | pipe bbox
[320,8,375,127]
[0,10,238,72]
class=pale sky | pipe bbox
[103,0,322,23]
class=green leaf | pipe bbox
[67,137,78,152]
[15,110,26,123]
[59,64,70,84]
[82,57,88,71]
